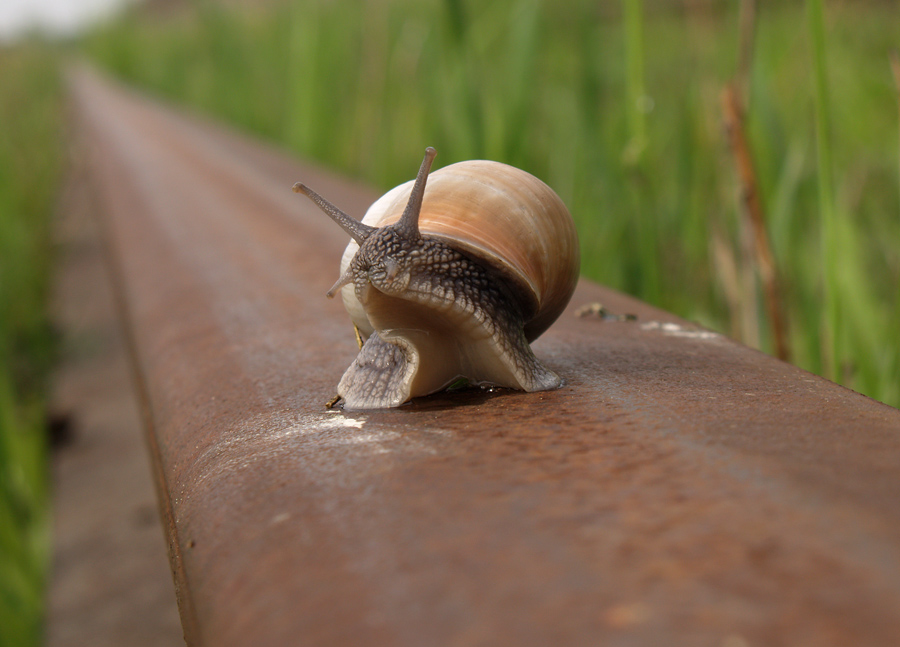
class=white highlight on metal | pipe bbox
[182,409,449,507]
[333,432,402,445]
[640,321,720,340]
[319,412,366,430]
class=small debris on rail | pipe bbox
[575,302,638,321]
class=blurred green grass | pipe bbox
[0,44,62,647]
[83,0,900,407]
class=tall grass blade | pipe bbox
[621,0,659,304]
[807,0,840,381]
[622,0,647,165]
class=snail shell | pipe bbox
[295,148,579,410]
[339,160,580,344]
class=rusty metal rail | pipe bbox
[69,65,900,647]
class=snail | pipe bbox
[293,147,579,410]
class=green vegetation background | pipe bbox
[0,46,61,647]
[85,0,900,404]
[1,1,898,644]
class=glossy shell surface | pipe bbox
[340,160,580,340]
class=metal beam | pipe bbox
[69,65,900,647]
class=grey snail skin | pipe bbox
[293,147,580,410]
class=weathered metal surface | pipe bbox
[69,65,900,647]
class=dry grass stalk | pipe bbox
[722,84,791,361]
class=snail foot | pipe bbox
[338,333,416,410]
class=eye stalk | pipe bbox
[293,146,436,245]
[292,182,375,245]
[393,146,436,240]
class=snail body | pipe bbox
[294,147,579,410]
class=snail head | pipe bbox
[293,147,437,299]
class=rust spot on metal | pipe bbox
[69,65,900,647]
